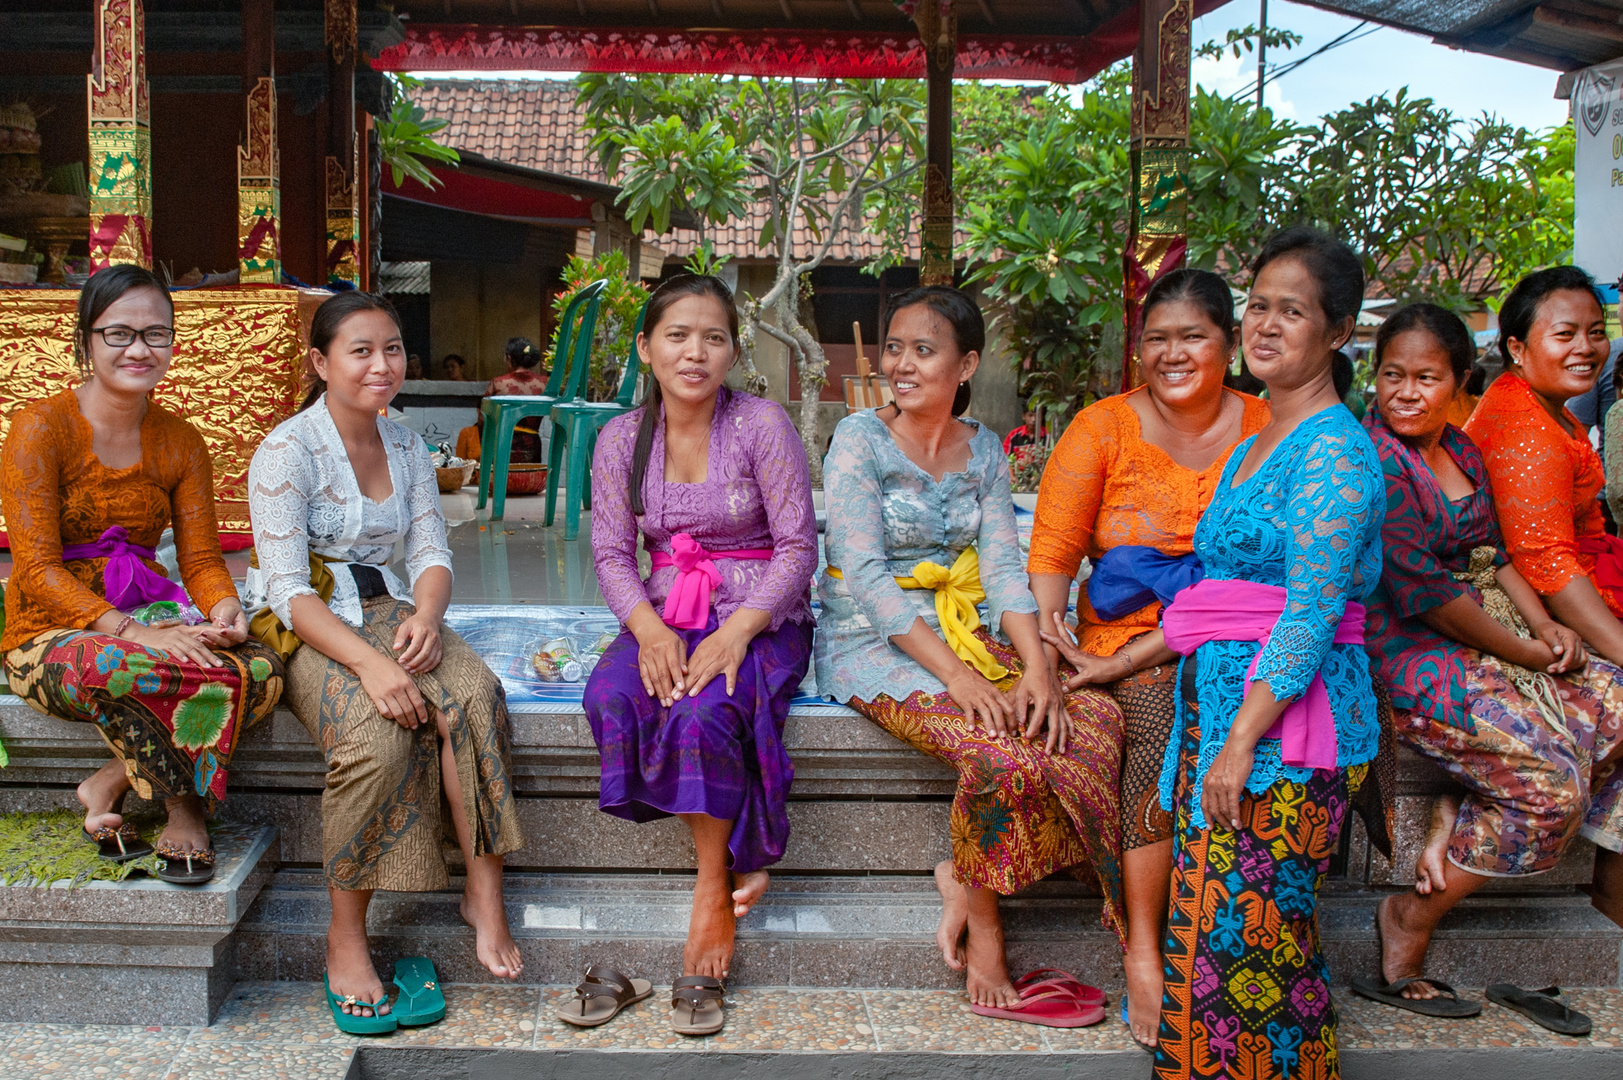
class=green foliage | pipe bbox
[1194,23,1304,61]
[376,74,460,190]
[547,251,651,401]
[683,238,733,277]
[0,809,152,887]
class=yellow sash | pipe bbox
[246,549,336,662]
[828,546,1007,681]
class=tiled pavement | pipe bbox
[2,981,1621,1078]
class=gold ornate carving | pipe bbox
[87,0,152,269]
[325,0,358,63]
[921,163,955,287]
[1130,0,1191,148]
[0,288,320,536]
[325,154,360,288]
[238,77,281,284]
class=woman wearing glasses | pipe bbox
[1,265,285,885]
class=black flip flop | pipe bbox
[1351,974,1482,1018]
[152,844,215,885]
[1486,984,1591,1036]
[83,823,153,863]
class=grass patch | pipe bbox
[0,808,165,887]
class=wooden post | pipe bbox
[915,1,955,287]
[324,0,360,289]
[87,0,152,270]
[1122,0,1192,391]
[238,0,280,283]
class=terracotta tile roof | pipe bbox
[412,78,918,264]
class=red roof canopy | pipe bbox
[384,161,598,223]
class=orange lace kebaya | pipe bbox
[1464,370,1623,616]
[1027,388,1269,656]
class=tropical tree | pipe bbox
[578,74,924,479]
[376,74,460,189]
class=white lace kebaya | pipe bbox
[245,393,453,629]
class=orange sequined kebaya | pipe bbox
[1463,371,1623,615]
[0,390,238,652]
[1027,388,1270,656]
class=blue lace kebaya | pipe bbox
[1159,405,1385,828]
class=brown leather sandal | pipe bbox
[152,843,215,885]
[670,975,725,1036]
[556,964,653,1028]
[83,823,152,863]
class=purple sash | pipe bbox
[59,526,190,610]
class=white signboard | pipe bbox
[1573,57,1623,285]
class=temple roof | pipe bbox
[1301,0,1623,72]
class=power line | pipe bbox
[1232,19,1379,106]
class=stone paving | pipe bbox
[3,981,1621,1078]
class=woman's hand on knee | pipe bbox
[1039,612,1113,690]
[125,624,223,670]
[685,623,751,698]
[945,670,1013,738]
[393,613,444,675]
[633,622,688,707]
[354,654,430,729]
[1201,742,1254,832]
[202,599,250,646]
[1012,666,1071,755]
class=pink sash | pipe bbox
[649,532,773,630]
[1161,577,1365,772]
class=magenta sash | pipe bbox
[648,532,773,630]
[1161,577,1364,772]
[59,526,190,611]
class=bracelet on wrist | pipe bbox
[112,614,136,638]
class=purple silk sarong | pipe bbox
[583,615,813,873]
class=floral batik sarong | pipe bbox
[1155,690,1359,1080]
[849,629,1125,940]
[284,596,523,892]
[4,629,283,807]
[1396,651,1623,876]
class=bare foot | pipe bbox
[732,870,769,918]
[1124,944,1163,1048]
[1377,894,1444,1001]
[461,858,523,979]
[77,760,131,835]
[933,860,968,971]
[684,872,736,979]
[155,793,209,854]
[1415,795,1459,897]
[963,890,1020,1010]
[327,927,389,1017]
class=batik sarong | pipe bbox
[285,596,523,891]
[1155,678,1358,1080]
[4,629,283,807]
[583,615,813,874]
[849,629,1126,941]
[1111,658,1178,851]
[1396,651,1623,876]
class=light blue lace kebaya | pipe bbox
[1159,405,1384,828]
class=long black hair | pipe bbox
[298,291,402,412]
[878,285,985,418]
[628,274,739,516]
[75,264,172,377]
[1498,265,1601,364]
[1141,267,1237,347]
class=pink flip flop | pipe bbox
[970,980,1107,1028]
[1014,967,1105,1007]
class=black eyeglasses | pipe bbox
[91,325,175,348]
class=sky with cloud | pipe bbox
[1192,1,1571,132]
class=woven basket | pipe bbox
[435,463,477,493]
[498,462,548,496]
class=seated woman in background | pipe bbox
[1357,301,1623,1017]
[1030,267,1268,1048]
[1,265,283,884]
[583,274,818,1036]
[1465,265,1623,926]
[247,291,524,1026]
[456,338,547,463]
[817,285,1124,1022]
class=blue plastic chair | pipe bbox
[476,279,607,522]
[544,299,651,541]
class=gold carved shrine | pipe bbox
[238,77,282,284]
[87,0,152,270]
[0,287,322,540]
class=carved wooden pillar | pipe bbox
[325,0,360,289]
[238,0,279,283]
[1122,0,1192,390]
[87,0,152,270]
[914,1,955,287]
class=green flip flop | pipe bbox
[391,956,447,1027]
[324,972,397,1035]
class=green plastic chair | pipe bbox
[545,299,650,541]
[476,279,607,521]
